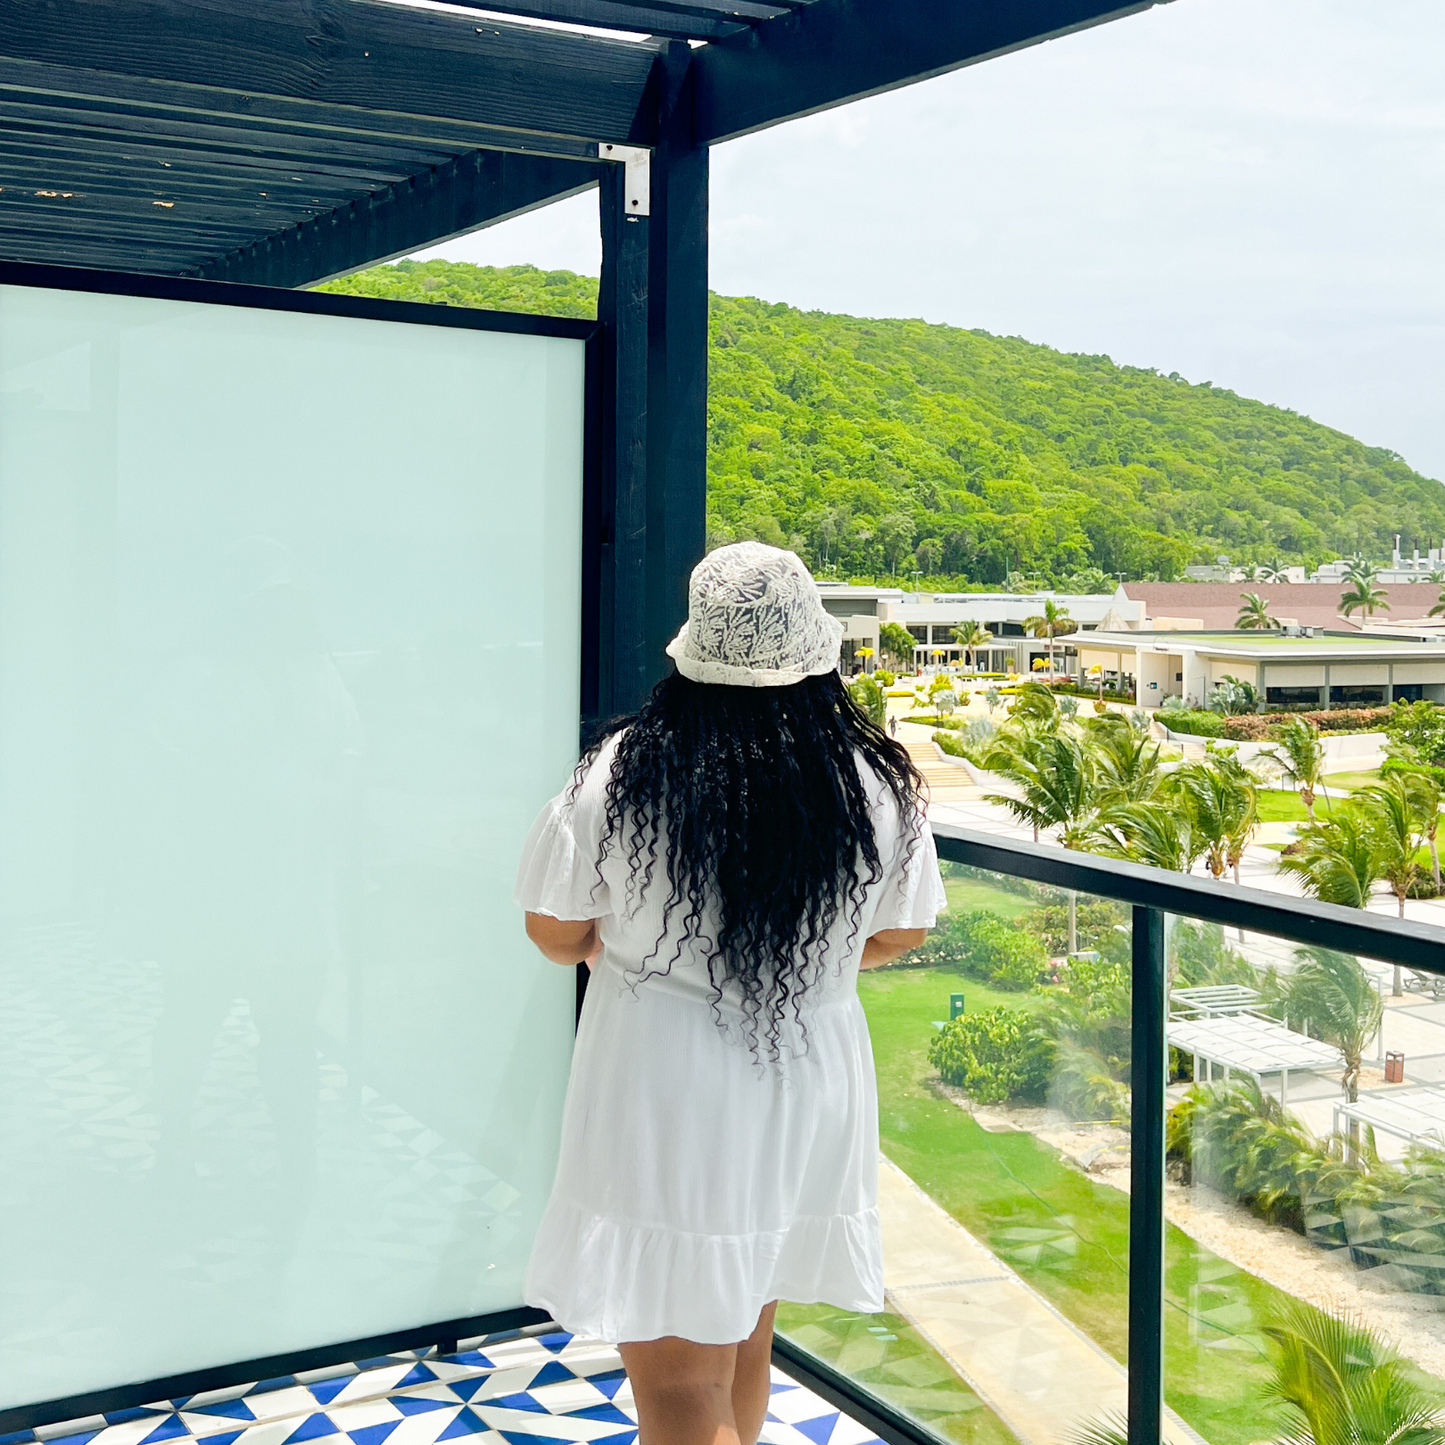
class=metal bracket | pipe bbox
[598,143,650,217]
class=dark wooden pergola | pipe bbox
[0,0,1160,714]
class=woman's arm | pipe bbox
[525,912,600,966]
[859,927,927,971]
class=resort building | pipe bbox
[1075,628,1445,708]
[816,583,1144,671]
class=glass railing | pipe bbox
[775,826,1445,1445]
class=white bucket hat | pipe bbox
[665,541,844,688]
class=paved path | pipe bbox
[878,1157,1204,1445]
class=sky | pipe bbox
[415,0,1445,483]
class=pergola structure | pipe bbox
[0,0,1164,716]
[1335,1086,1445,1149]
[1167,1013,1340,1106]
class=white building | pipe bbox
[815,583,1146,673]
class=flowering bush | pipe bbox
[1221,706,1395,741]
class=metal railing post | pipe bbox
[1129,905,1167,1445]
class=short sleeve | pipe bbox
[514,795,610,920]
[869,817,947,932]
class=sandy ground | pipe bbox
[940,1086,1445,1381]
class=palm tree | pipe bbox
[1174,752,1259,883]
[1356,776,1425,994]
[1390,754,1444,889]
[1213,749,1262,884]
[1260,1302,1445,1445]
[1173,761,1234,880]
[1021,598,1076,674]
[1007,679,1060,730]
[1087,714,1165,803]
[950,619,993,670]
[1280,949,1383,1106]
[982,727,1096,952]
[982,729,1095,847]
[1089,794,1204,874]
[1279,804,1383,910]
[1358,776,1423,920]
[1429,588,1445,619]
[1263,717,1327,821]
[1341,567,1390,621]
[1237,591,1276,630]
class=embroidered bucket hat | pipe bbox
[665,541,844,687]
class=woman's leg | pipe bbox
[731,1303,778,1445]
[619,1337,740,1445]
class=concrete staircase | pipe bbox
[895,722,979,807]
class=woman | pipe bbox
[514,542,944,1445]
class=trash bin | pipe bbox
[949,993,965,1020]
[1386,1051,1405,1083]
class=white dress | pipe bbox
[513,734,946,1345]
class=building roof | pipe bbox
[1123,582,1444,632]
[1084,629,1445,659]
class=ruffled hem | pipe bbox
[513,797,607,920]
[524,1197,883,1345]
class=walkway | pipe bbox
[878,1157,1203,1445]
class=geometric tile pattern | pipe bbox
[0,1331,886,1445]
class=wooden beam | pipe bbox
[646,42,708,687]
[0,0,663,146]
[195,150,600,288]
[596,159,652,715]
[693,0,1160,143]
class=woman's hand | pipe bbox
[859,928,927,971]
[525,912,599,967]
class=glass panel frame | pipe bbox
[0,263,600,1422]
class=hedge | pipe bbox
[1221,707,1395,740]
[1159,709,1226,737]
[906,908,1048,990]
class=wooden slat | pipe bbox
[0,100,457,172]
[0,0,662,145]
[0,136,428,195]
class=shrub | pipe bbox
[908,908,1049,990]
[1387,699,1445,765]
[848,672,885,726]
[1159,709,1225,737]
[1022,899,1128,957]
[928,1007,1052,1104]
[933,729,967,758]
[874,668,896,687]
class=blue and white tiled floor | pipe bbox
[2,1332,885,1445]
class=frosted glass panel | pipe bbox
[0,284,586,1408]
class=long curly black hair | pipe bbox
[581,670,925,1056]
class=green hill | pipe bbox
[321,260,1445,586]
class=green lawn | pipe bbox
[1254,788,1338,823]
[1322,769,1381,790]
[849,963,1445,1445]
[942,876,1037,922]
